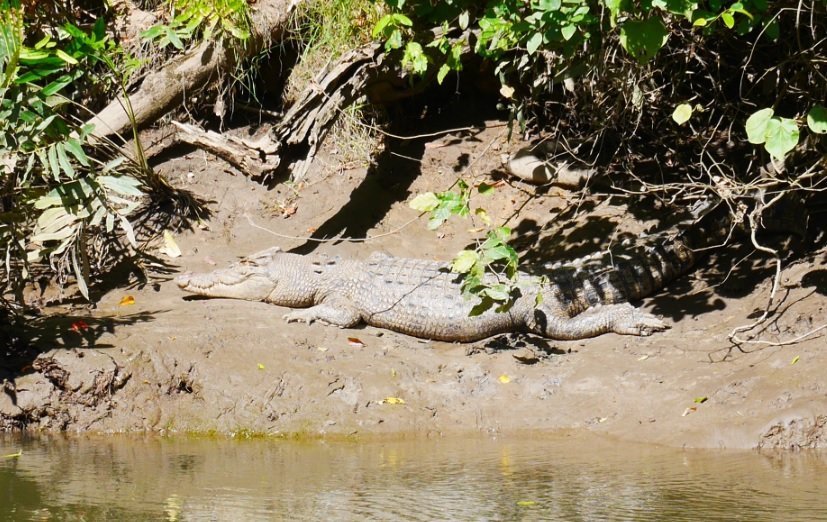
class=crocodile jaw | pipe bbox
[176,267,276,301]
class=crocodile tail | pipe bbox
[545,199,733,312]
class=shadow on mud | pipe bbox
[290,85,503,255]
[1,311,159,379]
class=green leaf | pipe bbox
[55,49,78,65]
[763,117,799,160]
[482,284,510,301]
[56,144,75,178]
[693,17,707,26]
[561,25,576,41]
[403,41,428,74]
[451,250,479,273]
[526,32,543,55]
[721,11,735,28]
[98,175,144,197]
[166,27,185,49]
[372,14,393,38]
[604,0,622,25]
[386,28,403,50]
[409,192,440,212]
[538,0,562,10]
[745,108,773,144]
[63,138,89,166]
[483,245,512,261]
[807,105,827,134]
[458,11,469,30]
[42,75,72,96]
[672,103,693,125]
[619,17,669,63]
[47,145,60,180]
[437,63,451,84]
[393,13,413,26]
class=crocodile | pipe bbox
[176,205,727,341]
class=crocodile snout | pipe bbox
[176,272,193,289]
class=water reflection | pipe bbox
[1,433,826,521]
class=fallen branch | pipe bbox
[88,0,303,138]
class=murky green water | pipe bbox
[1,433,825,521]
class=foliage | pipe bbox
[410,181,520,314]
[371,0,823,156]
[0,1,146,304]
[142,0,252,50]
[381,0,825,314]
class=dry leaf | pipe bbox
[381,397,405,405]
[160,230,181,258]
[347,337,366,347]
[70,320,89,333]
[119,295,135,306]
[682,406,698,417]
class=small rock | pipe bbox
[512,347,540,365]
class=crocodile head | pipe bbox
[176,247,284,301]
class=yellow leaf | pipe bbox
[381,397,405,405]
[391,368,398,378]
[257,363,265,370]
[119,295,135,306]
[498,374,511,384]
[516,500,537,507]
[1,450,22,459]
[791,355,800,365]
[160,230,182,258]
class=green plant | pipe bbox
[1,2,146,303]
[410,181,520,314]
[142,0,252,50]
[383,0,825,325]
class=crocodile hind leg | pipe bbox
[282,298,362,328]
[531,303,668,340]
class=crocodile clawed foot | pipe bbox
[615,309,669,336]
[283,310,316,325]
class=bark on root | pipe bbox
[173,41,417,180]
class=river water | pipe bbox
[1,432,825,521]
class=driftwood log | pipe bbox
[88,0,303,139]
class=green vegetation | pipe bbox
[0,1,149,305]
[142,0,252,50]
[381,0,825,309]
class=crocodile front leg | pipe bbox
[282,297,362,328]
[530,303,668,340]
